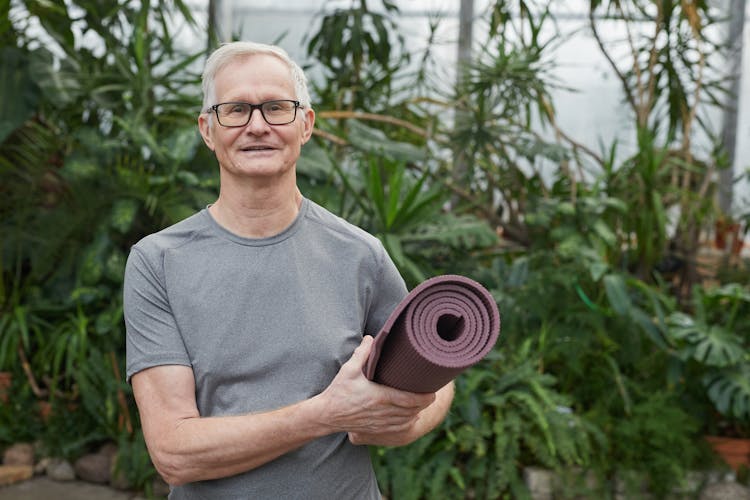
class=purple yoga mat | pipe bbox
[364,274,501,393]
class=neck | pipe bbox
[209,173,303,239]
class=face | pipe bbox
[198,54,315,181]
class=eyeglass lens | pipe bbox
[214,100,298,126]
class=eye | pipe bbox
[228,104,247,114]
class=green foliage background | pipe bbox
[1,0,750,498]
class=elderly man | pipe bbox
[124,41,454,499]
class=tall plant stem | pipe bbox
[109,350,133,434]
[18,345,46,398]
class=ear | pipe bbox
[300,108,316,146]
[198,113,215,151]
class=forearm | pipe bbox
[146,396,330,485]
[135,338,436,485]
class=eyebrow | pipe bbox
[220,93,292,103]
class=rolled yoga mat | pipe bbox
[364,274,501,393]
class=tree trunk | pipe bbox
[451,0,474,210]
[718,0,746,215]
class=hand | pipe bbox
[314,336,436,437]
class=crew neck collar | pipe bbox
[202,197,309,246]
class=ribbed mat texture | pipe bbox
[364,274,501,393]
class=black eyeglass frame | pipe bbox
[207,99,302,127]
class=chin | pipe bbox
[227,162,293,178]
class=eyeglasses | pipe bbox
[207,100,302,127]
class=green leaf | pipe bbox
[27,47,81,107]
[110,199,139,234]
[603,274,631,315]
[0,47,41,143]
[346,120,426,162]
[692,326,745,366]
[704,364,750,419]
[592,219,616,247]
[25,0,75,50]
[667,313,745,367]
[298,142,335,180]
[163,128,200,163]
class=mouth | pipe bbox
[240,145,276,152]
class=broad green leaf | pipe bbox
[298,142,335,180]
[27,47,80,107]
[604,274,631,315]
[667,313,745,366]
[588,261,609,281]
[692,326,745,366]
[592,219,616,247]
[704,364,750,419]
[0,47,41,143]
[346,120,426,162]
[110,199,139,234]
[164,128,200,163]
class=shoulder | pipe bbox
[133,210,209,253]
[129,210,210,266]
[302,199,385,260]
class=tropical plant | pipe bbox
[300,138,498,286]
[664,283,750,437]
[372,340,602,499]
[3,0,748,497]
[588,0,728,298]
[306,0,407,112]
[0,0,213,488]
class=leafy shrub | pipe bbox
[373,341,603,499]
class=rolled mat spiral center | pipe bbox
[364,274,501,393]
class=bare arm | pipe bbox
[132,335,435,485]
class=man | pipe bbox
[124,41,454,499]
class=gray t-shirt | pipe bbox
[124,197,407,499]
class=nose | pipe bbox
[244,108,270,134]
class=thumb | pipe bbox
[347,335,374,370]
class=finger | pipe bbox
[346,335,374,369]
[383,387,436,410]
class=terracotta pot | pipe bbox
[715,220,742,253]
[705,435,750,471]
[0,371,11,403]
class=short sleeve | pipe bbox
[364,241,408,336]
[124,245,191,382]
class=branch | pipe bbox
[317,110,429,137]
[109,350,133,434]
[681,41,707,159]
[619,2,648,125]
[643,3,664,123]
[18,345,47,398]
[589,8,638,114]
[311,128,348,146]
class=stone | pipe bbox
[108,455,131,490]
[109,468,130,491]
[524,466,554,500]
[45,458,75,481]
[0,465,33,486]
[556,467,603,498]
[98,442,118,459]
[2,443,34,466]
[34,457,51,475]
[614,469,652,500]
[74,452,112,484]
[699,481,750,500]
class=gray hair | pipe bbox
[201,41,312,114]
